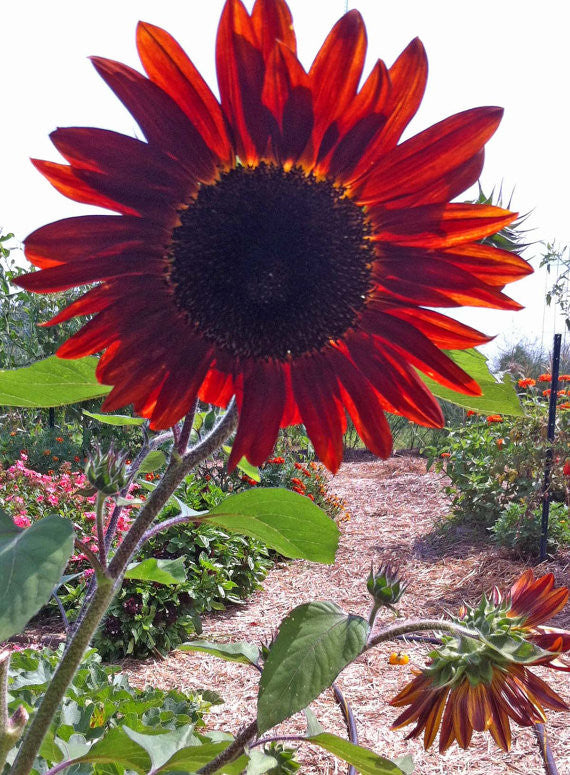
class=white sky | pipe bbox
[2,0,569,362]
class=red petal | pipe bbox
[384,307,491,349]
[356,107,503,203]
[216,0,270,162]
[363,38,427,157]
[439,243,532,286]
[24,215,167,269]
[360,307,481,395]
[291,354,345,473]
[251,0,297,58]
[369,203,517,249]
[136,22,233,164]
[371,249,523,310]
[346,334,444,427]
[328,346,392,459]
[148,341,215,429]
[32,159,139,217]
[229,360,285,470]
[307,10,366,160]
[262,41,313,164]
[16,252,165,293]
[91,56,217,181]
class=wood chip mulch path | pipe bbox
[124,454,570,774]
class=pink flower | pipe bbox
[14,515,31,528]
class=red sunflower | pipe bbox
[18,0,531,472]
[391,571,570,752]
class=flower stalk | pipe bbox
[8,401,238,775]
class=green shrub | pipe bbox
[428,377,570,538]
[5,647,220,772]
[491,501,570,557]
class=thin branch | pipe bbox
[140,512,209,546]
[51,593,70,635]
[94,492,107,568]
[177,401,198,455]
[333,682,357,775]
[196,719,258,774]
[534,723,559,775]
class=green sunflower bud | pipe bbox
[85,443,128,495]
[367,563,407,607]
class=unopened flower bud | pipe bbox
[367,563,407,608]
[85,443,128,495]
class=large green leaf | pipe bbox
[422,349,522,416]
[203,488,338,563]
[83,409,145,426]
[0,510,74,641]
[180,640,260,666]
[0,355,111,407]
[257,602,369,733]
[307,734,407,774]
[66,727,152,773]
[124,557,187,586]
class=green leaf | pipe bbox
[123,726,202,772]
[72,727,152,773]
[157,741,231,773]
[245,749,279,774]
[0,356,111,407]
[124,557,187,586]
[204,488,338,563]
[179,640,260,666]
[138,450,166,473]
[222,445,261,482]
[393,755,415,774]
[257,602,369,733]
[83,409,145,426]
[307,733,407,774]
[0,510,74,641]
[420,349,522,416]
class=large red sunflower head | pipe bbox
[18,0,532,472]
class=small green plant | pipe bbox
[491,501,570,557]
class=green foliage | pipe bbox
[0,510,74,642]
[491,501,570,557]
[0,249,82,371]
[0,426,84,473]
[541,241,570,331]
[5,648,220,774]
[428,378,570,552]
[258,602,369,733]
[94,517,272,660]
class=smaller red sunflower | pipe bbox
[391,571,570,752]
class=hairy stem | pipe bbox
[9,401,238,775]
[196,719,258,775]
[366,619,478,651]
[534,723,559,775]
[332,682,357,775]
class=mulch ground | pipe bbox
[121,455,570,773]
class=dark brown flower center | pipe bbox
[169,162,374,360]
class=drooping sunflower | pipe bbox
[18,0,531,472]
[390,571,570,752]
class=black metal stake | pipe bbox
[539,334,562,561]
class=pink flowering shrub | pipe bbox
[0,451,138,569]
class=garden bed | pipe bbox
[122,455,570,774]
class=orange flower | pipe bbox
[55,436,64,443]
[440,452,450,458]
[290,477,305,488]
[17,0,529,474]
[559,374,570,382]
[496,438,504,448]
[538,373,552,382]
[543,388,551,397]
[389,652,410,666]
[563,460,570,476]
[391,571,570,751]
[466,409,477,417]
[560,402,570,410]
[517,378,535,388]
[486,414,503,423]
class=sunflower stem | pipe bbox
[8,400,238,775]
[534,723,559,775]
[365,619,479,651]
[196,719,258,774]
[94,491,107,568]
